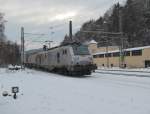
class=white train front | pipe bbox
[25,43,97,76]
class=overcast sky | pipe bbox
[0,0,125,49]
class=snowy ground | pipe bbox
[0,68,150,114]
[98,67,150,72]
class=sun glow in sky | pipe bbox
[54,12,77,21]
[0,0,125,49]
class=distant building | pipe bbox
[87,40,150,68]
[86,40,119,53]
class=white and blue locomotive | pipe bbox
[25,43,97,76]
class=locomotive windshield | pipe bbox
[72,45,90,55]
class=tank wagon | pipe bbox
[25,43,97,76]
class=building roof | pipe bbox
[125,46,150,51]
[93,46,150,55]
[89,40,97,44]
[84,40,98,45]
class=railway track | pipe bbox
[95,69,150,78]
[97,68,150,73]
[93,70,150,90]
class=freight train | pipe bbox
[25,42,97,76]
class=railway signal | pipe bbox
[12,87,19,99]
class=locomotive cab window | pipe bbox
[72,45,90,55]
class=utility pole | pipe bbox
[69,20,73,42]
[119,9,125,68]
[103,21,109,68]
[106,42,109,68]
[21,27,24,69]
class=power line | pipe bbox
[24,33,47,36]
[50,23,67,29]
[81,30,122,35]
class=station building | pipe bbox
[87,40,150,68]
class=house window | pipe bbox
[112,52,120,57]
[124,64,127,68]
[125,51,130,56]
[93,55,97,58]
[105,53,112,57]
[99,54,104,58]
[132,50,142,56]
[93,55,99,58]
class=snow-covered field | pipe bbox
[0,68,150,114]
